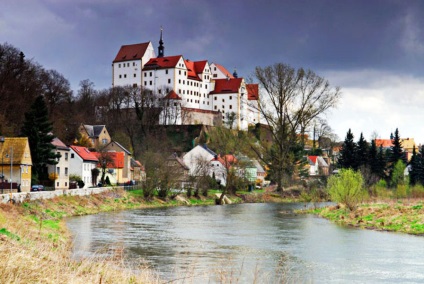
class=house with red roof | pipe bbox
[111,29,260,131]
[307,156,329,176]
[93,151,125,185]
[102,141,132,184]
[69,145,98,188]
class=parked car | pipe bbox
[31,185,44,192]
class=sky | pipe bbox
[2,0,424,144]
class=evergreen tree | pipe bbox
[338,129,357,169]
[376,145,387,179]
[409,145,419,186]
[389,128,405,166]
[418,146,424,185]
[369,139,378,172]
[21,95,60,181]
[355,133,369,169]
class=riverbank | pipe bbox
[0,187,290,283]
[306,199,424,235]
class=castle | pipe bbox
[112,29,259,131]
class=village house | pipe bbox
[166,153,190,188]
[131,158,145,183]
[47,137,70,190]
[69,145,98,188]
[78,124,112,149]
[93,151,125,185]
[0,137,32,192]
[307,156,329,176]
[103,141,132,184]
[375,137,417,161]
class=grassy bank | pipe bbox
[306,199,424,235]
[0,187,291,283]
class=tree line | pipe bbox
[336,128,424,188]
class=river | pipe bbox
[66,203,424,283]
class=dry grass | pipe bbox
[0,198,162,284]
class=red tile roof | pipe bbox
[210,78,243,94]
[70,145,98,162]
[164,90,182,100]
[247,84,259,100]
[375,139,392,148]
[113,42,150,63]
[308,156,318,164]
[194,60,208,74]
[143,55,183,70]
[183,59,208,81]
[93,152,124,168]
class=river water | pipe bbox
[66,203,424,283]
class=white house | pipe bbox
[112,29,260,131]
[48,137,70,189]
[307,156,329,176]
[69,145,98,188]
[182,144,227,185]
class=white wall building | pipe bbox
[182,144,227,185]
[48,138,70,190]
[112,30,260,131]
[69,145,98,188]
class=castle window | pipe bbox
[144,72,147,77]
[149,81,152,85]
[214,106,217,110]
[222,99,225,102]
[124,74,127,78]
[134,74,136,78]
[166,70,168,74]
[230,96,232,100]
[179,70,181,75]
[119,75,122,79]
[150,72,152,77]
[229,105,232,109]
[144,81,147,86]
[214,97,217,100]
[183,80,185,85]
[158,89,162,94]
[118,64,121,68]
[133,83,137,87]
[168,79,171,84]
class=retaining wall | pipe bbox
[0,186,126,204]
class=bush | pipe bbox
[391,160,406,188]
[327,168,367,211]
[411,184,424,198]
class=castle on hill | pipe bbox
[112,29,259,131]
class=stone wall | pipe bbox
[0,186,125,204]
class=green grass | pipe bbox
[0,228,20,241]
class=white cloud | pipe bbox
[325,70,424,144]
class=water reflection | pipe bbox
[67,203,424,283]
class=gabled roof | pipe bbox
[212,63,234,79]
[51,137,69,151]
[70,145,98,162]
[83,124,106,138]
[210,78,243,94]
[113,42,151,63]
[143,55,183,70]
[247,84,259,100]
[168,153,189,170]
[164,90,182,100]
[105,140,132,155]
[0,137,32,165]
[308,156,318,164]
[93,152,124,168]
[375,139,392,148]
[184,59,208,81]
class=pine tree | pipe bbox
[389,128,405,178]
[418,146,424,185]
[409,145,419,186]
[21,95,60,181]
[338,129,357,169]
[355,133,369,169]
[376,145,387,179]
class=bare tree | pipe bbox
[253,63,341,192]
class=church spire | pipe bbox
[158,26,165,58]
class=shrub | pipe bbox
[411,184,424,198]
[391,160,406,188]
[327,168,367,211]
